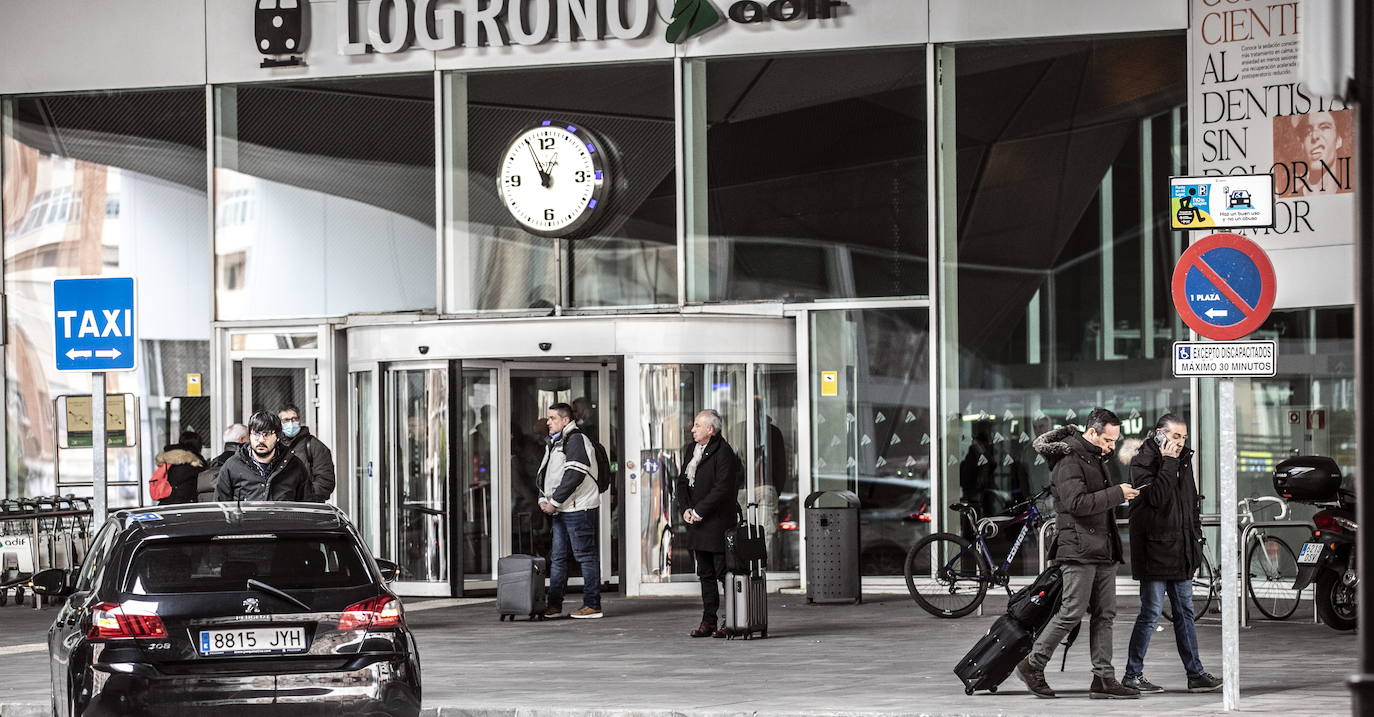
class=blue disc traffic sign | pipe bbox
[1171,233,1276,341]
[53,277,138,372]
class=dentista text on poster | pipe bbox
[1190,0,1354,250]
[1172,340,1277,377]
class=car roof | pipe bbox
[111,502,349,538]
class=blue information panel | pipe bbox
[53,277,137,372]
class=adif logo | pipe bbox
[242,597,262,614]
[666,0,848,44]
[255,0,307,68]
[665,0,722,43]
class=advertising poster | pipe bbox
[1190,0,1354,253]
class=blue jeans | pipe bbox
[1125,579,1207,679]
[546,508,600,611]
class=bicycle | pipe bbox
[1162,496,1300,622]
[903,487,1050,618]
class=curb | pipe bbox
[0,704,1049,717]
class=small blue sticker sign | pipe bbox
[130,513,162,522]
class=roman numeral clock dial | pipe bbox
[498,121,610,238]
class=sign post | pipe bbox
[53,277,138,524]
[1171,232,1277,712]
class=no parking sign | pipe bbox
[1171,233,1276,341]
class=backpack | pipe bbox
[1006,564,1066,634]
[149,464,172,501]
[589,437,613,493]
[195,464,222,502]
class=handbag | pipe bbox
[725,502,768,574]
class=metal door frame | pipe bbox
[241,358,317,426]
[495,361,615,586]
[384,360,452,597]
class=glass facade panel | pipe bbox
[639,364,746,583]
[444,64,676,312]
[214,76,436,320]
[943,36,1189,575]
[389,367,449,583]
[755,365,800,572]
[687,49,928,302]
[2,90,209,501]
[352,371,378,550]
[460,368,495,580]
[810,308,931,575]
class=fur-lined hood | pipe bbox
[1031,425,1079,460]
[156,448,204,468]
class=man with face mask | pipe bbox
[216,411,312,501]
[278,404,335,503]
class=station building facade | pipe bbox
[0,0,1352,596]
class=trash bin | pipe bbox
[805,490,861,604]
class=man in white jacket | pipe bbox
[538,402,602,619]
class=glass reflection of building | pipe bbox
[0,5,1355,597]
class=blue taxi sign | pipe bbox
[53,277,137,372]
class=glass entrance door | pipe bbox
[241,358,316,422]
[385,364,450,595]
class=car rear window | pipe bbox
[126,535,373,594]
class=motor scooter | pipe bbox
[1276,456,1357,631]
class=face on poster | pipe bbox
[1191,0,1354,251]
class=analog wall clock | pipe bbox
[497,120,610,238]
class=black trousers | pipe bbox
[694,550,727,622]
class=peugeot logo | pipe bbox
[243,597,262,614]
[255,0,307,68]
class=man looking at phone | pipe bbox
[1017,408,1140,700]
[1121,414,1222,694]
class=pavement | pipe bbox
[0,590,1355,716]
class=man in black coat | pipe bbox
[216,411,313,502]
[278,404,336,503]
[1122,414,1222,694]
[1017,408,1141,700]
[674,409,741,638]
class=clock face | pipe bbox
[498,122,608,237]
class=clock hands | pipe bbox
[524,139,551,188]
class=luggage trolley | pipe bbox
[0,495,94,607]
[0,498,39,606]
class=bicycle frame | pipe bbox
[941,496,1046,589]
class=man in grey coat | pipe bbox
[1016,408,1141,700]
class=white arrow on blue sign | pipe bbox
[53,277,137,372]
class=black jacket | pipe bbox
[673,435,742,553]
[1128,437,1203,581]
[281,426,335,503]
[215,443,312,502]
[1048,434,1126,564]
[156,448,205,505]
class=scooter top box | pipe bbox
[1273,456,1344,503]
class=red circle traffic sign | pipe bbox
[1171,232,1276,341]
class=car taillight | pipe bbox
[1315,514,1345,534]
[87,602,167,639]
[339,596,403,630]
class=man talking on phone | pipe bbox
[1121,414,1222,694]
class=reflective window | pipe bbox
[687,49,928,302]
[811,309,931,575]
[443,64,676,312]
[943,35,1188,575]
[128,536,371,594]
[3,90,209,502]
[389,367,449,583]
[638,364,746,583]
[214,76,436,320]
[754,365,799,572]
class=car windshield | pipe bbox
[126,535,372,594]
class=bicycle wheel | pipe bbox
[904,532,988,618]
[1163,556,1216,622]
[1246,535,1300,620]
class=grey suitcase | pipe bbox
[497,554,548,621]
[497,512,547,621]
[723,503,768,639]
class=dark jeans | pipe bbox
[694,550,727,622]
[546,508,600,611]
[1125,578,1207,679]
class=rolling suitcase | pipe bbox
[953,614,1035,695]
[723,503,768,639]
[497,512,548,621]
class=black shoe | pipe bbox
[1123,675,1165,693]
[1187,673,1223,692]
[1015,658,1056,698]
[689,620,716,638]
[1089,675,1141,699]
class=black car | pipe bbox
[30,502,420,716]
